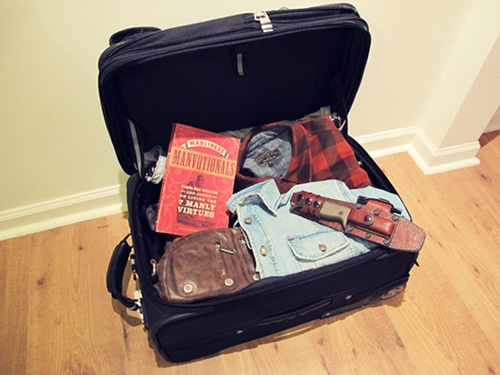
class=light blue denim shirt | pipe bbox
[226,179,410,278]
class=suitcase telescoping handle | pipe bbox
[106,234,141,310]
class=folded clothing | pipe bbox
[236,116,371,193]
[227,179,410,279]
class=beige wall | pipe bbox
[486,106,500,132]
[1,0,499,239]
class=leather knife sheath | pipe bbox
[290,191,426,252]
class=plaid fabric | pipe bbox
[236,116,371,193]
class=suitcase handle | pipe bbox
[106,234,140,310]
[109,27,161,46]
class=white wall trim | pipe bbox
[0,185,125,241]
[408,128,480,175]
[0,126,484,240]
[357,126,481,175]
[355,127,418,158]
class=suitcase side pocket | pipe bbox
[258,298,332,326]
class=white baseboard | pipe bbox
[0,126,484,241]
[355,127,418,158]
[408,128,480,174]
[0,185,126,241]
[357,126,481,175]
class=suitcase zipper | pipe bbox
[128,119,143,176]
[254,11,273,33]
[163,248,388,308]
[99,5,365,75]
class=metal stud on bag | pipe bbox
[215,241,236,254]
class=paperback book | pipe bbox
[156,123,241,236]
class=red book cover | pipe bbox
[155,123,241,236]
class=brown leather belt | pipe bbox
[290,191,426,252]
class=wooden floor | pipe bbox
[1,131,499,375]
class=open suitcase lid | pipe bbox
[98,3,370,175]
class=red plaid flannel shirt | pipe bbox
[235,116,371,193]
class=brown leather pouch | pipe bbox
[153,228,258,303]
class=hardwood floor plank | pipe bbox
[0,236,29,375]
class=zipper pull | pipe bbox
[254,11,273,33]
[332,113,347,131]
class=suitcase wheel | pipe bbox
[378,284,406,300]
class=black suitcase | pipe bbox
[100,4,420,363]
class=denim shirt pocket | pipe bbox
[286,230,353,263]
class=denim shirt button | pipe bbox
[319,244,327,252]
[259,246,268,256]
[244,217,252,224]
